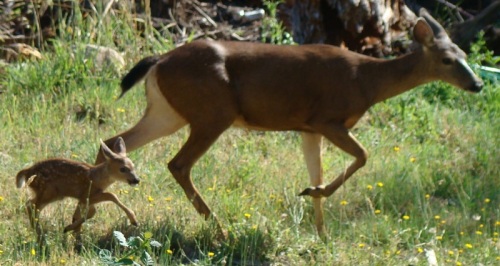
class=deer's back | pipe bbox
[22,159,92,200]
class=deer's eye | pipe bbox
[442,58,453,65]
[120,167,129,173]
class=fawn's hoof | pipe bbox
[299,185,326,198]
[131,221,138,226]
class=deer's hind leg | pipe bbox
[25,199,48,243]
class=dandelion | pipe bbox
[166,249,173,255]
[117,108,125,113]
[436,236,443,241]
[496,256,500,261]
[403,215,410,220]
[358,243,365,248]
[425,194,430,199]
[366,184,373,190]
[165,196,172,201]
[448,250,454,256]
[393,146,400,152]
[440,220,446,225]
[475,231,482,235]
[60,259,66,264]
[496,221,500,226]
[31,248,36,256]
[134,187,139,191]
[144,231,153,239]
[147,196,154,202]
[494,232,499,236]
[340,200,348,206]
[208,252,215,257]
[434,215,441,220]
[252,224,258,230]
[456,262,462,266]
[0,250,3,255]
[377,182,384,187]
[417,247,423,253]
[410,157,416,163]
[479,224,484,228]
[460,231,464,236]
[244,213,251,219]
[484,198,491,203]
[465,243,473,249]
[71,154,79,158]
[374,210,381,214]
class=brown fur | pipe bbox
[96,14,483,239]
[17,138,139,242]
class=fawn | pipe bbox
[16,137,140,242]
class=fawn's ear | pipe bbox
[113,137,127,156]
[100,139,117,161]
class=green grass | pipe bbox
[0,5,499,266]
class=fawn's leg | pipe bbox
[301,133,326,239]
[25,200,47,243]
[84,192,138,226]
[64,204,97,233]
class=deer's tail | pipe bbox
[16,169,30,188]
[119,55,162,98]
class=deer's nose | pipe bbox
[128,174,140,186]
[468,80,483,93]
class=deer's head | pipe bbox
[101,137,140,186]
[414,9,483,93]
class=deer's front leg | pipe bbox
[300,125,367,198]
[301,133,326,238]
[87,192,138,226]
[64,204,96,233]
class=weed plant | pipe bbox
[0,1,498,265]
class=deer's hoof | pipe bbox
[299,185,326,198]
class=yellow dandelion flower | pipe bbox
[395,250,401,255]
[269,194,276,199]
[252,224,258,230]
[31,248,36,256]
[375,210,381,214]
[166,249,173,255]
[496,256,500,261]
[244,213,251,219]
[0,196,3,202]
[465,243,473,249]
[358,243,365,248]
[144,231,153,239]
[60,259,66,264]
[434,215,441,220]
[493,232,499,236]
[208,252,215,257]
[377,182,384,187]
[393,146,400,152]
[436,236,443,241]
[117,108,125,113]
[366,185,373,190]
[479,224,484,228]
[0,250,3,255]
[165,196,172,201]
[496,221,500,226]
[340,200,348,206]
[403,215,410,220]
[456,262,462,266]
[417,247,423,253]
[147,196,154,202]
[425,194,430,199]
[460,231,464,236]
[134,187,139,191]
[71,153,79,158]
[441,220,446,225]
[448,250,454,256]
[458,249,464,254]
[410,157,416,163]
[475,231,482,235]
[208,187,214,191]
[484,198,491,203]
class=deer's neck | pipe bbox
[369,49,433,104]
[90,164,114,190]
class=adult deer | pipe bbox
[96,10,482,238]
[17,138,139,242]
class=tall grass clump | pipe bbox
[0,2,499,265]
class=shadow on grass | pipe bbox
[94,219,276,265]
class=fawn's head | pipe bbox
[101,137,140,186]
[413,9,483,93]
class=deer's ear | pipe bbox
[100,139,116,161]
[113,137,127,156]
[413,18,435,47]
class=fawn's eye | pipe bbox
[120,167,129,173]
[442,58,453,65]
